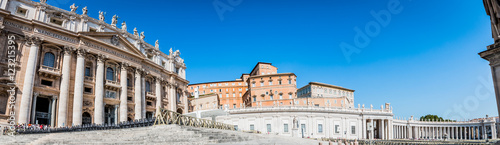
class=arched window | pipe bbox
[145,81,151,92]
[106,67,114,81]
[82,112,92,125]
[42,52,55,67]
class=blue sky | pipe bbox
[49,0,496,120]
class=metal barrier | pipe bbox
[154,108,234,131]
[355,140,496,145]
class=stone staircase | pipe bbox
[0,125,326,145]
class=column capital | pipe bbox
[51,95,58,100]
[119,62,129,70]
[75,48,88,57]
[63,46,75,55]
[25,35,43,46]
[96,54,107,63]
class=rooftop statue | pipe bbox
[169,48,173,56]
[140,31,145,40]
[99,11,105,21]
[484,0,500,42]
[82,6,88,15]
[133,27,138,37]
[111,15,118,27]
[40,0,47,4]
[121,21,127,31]
[155,40,159,49]
[70,3,78,13]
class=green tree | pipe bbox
[419,114,455,122]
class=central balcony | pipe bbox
[38,65,61,79]
[84,76,94,82]
[105,80,121,91]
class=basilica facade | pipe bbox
[0,0,189,127]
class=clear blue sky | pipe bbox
[49,0,496,120]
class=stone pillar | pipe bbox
[155,77,162,115]
[492,123,497,139]
[19,36,42,124]
[114,105,118,124]
[183,91,188,114]
[50,96,57,127]
[169,84,176,111]
[0,0,8,9]
[119,63,128,122]
[94,54,106,124]
[134,69,142,119]
[370,119,374,139]
[72,48,86,126]
[362,118,366,139]
[57,47,73,127]
[380,120,384,140]
[30,93,38,124]
[141,74,146,118]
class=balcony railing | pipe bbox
[106,80,120,86]
[127,86,134,91]
[147,92,156,97]
[41,65,60,72]
[84,76,94,82]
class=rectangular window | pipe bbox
[318,124,323,133]
[351,126,356,134]
[284,124,289,132]
[279,94,283,100]
[232,83,235,85]
[127,97,133,101]
[233,104,236,108]
[289,94,292,99]
[279,80,282,85]
[239,93,242,97]
[267,124,271,133]
[105,90,116,99]
[233,93,235,97]
[15,7,28,17]
[270,95,273,100]
[289,80,292,84]
[234,125,238,131]
[85,67,91,77]
[238,83,242,85]
[260,82,264,86]
[250,124,254,131]
[252,83,255,87]
[147,101,152,106]
[269,81,273,85]
[335,125,340,133]
[226,94,229,97]
[253,97,256,102]
[84,87,92,94]
[41,80,53,86]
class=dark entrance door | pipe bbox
[104,105,115,124]
[35,97,50,125]
[82,112,92,125]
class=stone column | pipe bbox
[370,119,374,139]
[134,69,142,119]
[72,48,86,126]
[183,91,188,114]
[57,47,73,127]
[492,123,497,139]
[362,118,366,139]
[94,54,106,124]
[50,96,57,127]
[141,73,146,118]
[114,105,118,124]
[170,83,176,111]
[30,93,38,124]
[19,36,42,124]
[380,120,384,140]
[119,63,128,122]
[155,77,162,114]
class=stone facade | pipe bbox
[0,0,189,127]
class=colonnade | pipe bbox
[393,122,497,140]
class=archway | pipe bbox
[82,112,92,125]
[176,108,183,114]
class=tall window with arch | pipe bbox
[106,67,114,81]
[42,52,55,67]
[145,81,151,92]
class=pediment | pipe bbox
[79,32,145,58]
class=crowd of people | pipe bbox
[0,117,156,135]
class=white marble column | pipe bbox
[370,120,374,139]
[19,36,42,124]
[380,120,384,140]
[30,93,38,124]
[183,91,188,114]
[72,48,86,126]
[114,105,118,124]
[94,54,106,124]
[119,63,128,122]
[134,69,142,119]
[155,77,162,115]
[50,96,57,127]
[362,118,366,139]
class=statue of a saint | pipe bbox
[40,0,47,4]
[70,3,78,13]
[140,32,145,40]
[111,15,118,27]
[169,48,173,55]
[82,6,88,15]
[133,27,138,37]
[484,0,500,42]
[155,40,159,49]
[121,21,127,31]
[99,11,105,21]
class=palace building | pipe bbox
[0,0,189,127]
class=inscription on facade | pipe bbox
[34,28,77,43]
[81,40,141,64]
[4,20,33,31]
